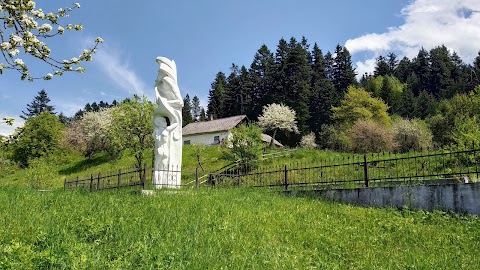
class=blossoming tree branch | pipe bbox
[0,0,103,81]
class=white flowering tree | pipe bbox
[63,108,113,158]
[0,1,103,81]
[258,103,299,148]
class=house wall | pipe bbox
[183,131,231,145]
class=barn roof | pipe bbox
[182,115,247,136]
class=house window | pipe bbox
[184,140,191,145]
[213,136,220,144]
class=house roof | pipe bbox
[261,133,284,147]
[183,115,247,136]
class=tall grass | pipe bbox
[1,187,479,269]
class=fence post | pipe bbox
[363,154,369,187]
[117,169,122,189]
[64,178,66,190]
[97,173,101,190]
[284,165,288,191]
[75,176,79,188]
[90,174,93,191]
[143,163,147,189]
[195,167,199,189]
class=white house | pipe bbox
[182,115,283,147]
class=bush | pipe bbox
[226,124,263,165]
[348,119,394,153]
[393,118,433,152]
[12,112,65,167]
[300,132,317,149]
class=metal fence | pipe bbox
[64,165,146,191]
[207,146,480,190]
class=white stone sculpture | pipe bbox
[153,56,183,188]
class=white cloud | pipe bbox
[56,101,85,116]
[0,115,24,136]
[345,0,480,77]
[92,42,151,99]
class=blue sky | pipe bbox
[2,0,480,135]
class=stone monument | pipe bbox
[153,56,183,188]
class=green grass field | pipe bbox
[1,187,479,269]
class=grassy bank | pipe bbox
[1,187,479,269]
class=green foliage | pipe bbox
[0,188,479,269]
[25,158,57,189]
[226,124,263,164]
[182,94,193,127]
[332,85,392,127]
[393,118,433,152]
[451,115,480,149]
[110,95,154,171]
[12,112,65,167]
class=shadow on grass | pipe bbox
[58,154,112,175]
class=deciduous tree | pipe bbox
[258,103,299,148]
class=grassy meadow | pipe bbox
[1,187,479,269]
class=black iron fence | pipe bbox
[64,165,147,191]
[207,146,480,190]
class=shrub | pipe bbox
[348,119,394,153]
[226,124,263,165]
[393,118,433,152]
[300,132,317,149]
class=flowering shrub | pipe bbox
[392,118,433,152]
[300,132,317,149]
[349,119,394,153]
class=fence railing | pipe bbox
[207,146,480,190]
[64,165,146,191]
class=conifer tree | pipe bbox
[207,72,227,119]
[374,55,390,77]
[282,37,311,134]
[191,95,201,121]
[182,94,193,126]
[308,43,336,134]
[332,44,357,96]
[21,89,55,120]
[200,108,207,121]
[249,44,274,119]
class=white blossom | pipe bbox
[44,73,53,80]
[8,49,19,57]
[95,37,104,43]
[38,23,53,33]
[13,59,25,66]
[0,1,102,80]
[0,42,12,50]
[258,103,299,133]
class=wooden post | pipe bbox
[97,173,101,190]
[284,165,288,191]
[143,163,147,189]
[75,176,79,188]
[64,178,66,190]
[89,174,93,191]
[117,169,122,189]
[195,167,199,189]
[364,154,369,188]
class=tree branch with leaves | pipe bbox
[0,0,103,81]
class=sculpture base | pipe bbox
[153,170,181,189]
